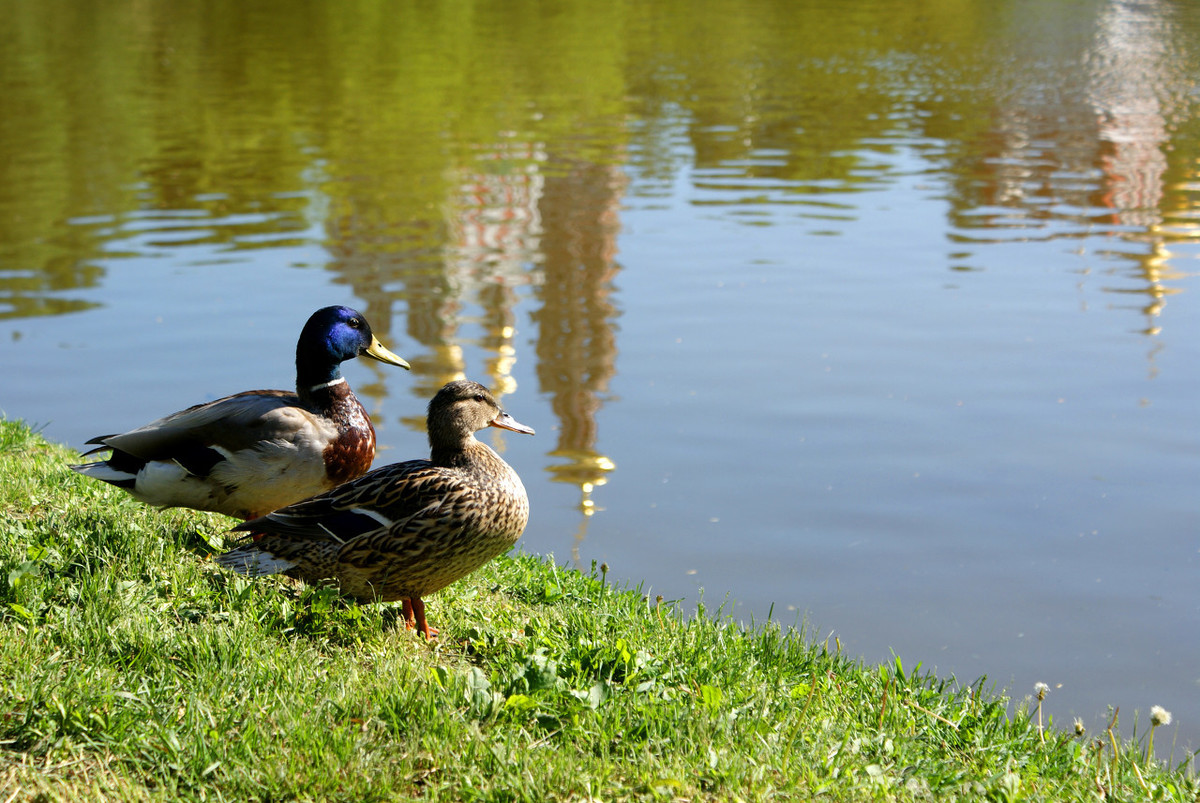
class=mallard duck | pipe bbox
[71,306,410,520]
[215,379,534,639]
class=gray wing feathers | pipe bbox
[96,391,328,457]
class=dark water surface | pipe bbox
[2,0,1198,750]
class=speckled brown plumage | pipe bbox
[216,380,535,638]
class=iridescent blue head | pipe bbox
[296,306,410,390]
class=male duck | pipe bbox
[216,379,534,639]
[71,306,410,520]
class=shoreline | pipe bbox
[1,418,1195,801]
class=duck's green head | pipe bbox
[298,306,410,385]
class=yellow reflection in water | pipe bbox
[533,156,626,543]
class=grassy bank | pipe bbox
[0,418,1195,801]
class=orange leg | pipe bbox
[401,597,437,639]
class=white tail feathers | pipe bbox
[214,549,297,577]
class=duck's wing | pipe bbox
[231,459,449,545]
[84,390,316,462]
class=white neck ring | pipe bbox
[309,377,347,392]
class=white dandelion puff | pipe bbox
[1147,705,1173,760]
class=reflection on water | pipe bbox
[445,140,545,400]
[1088,0,1194,347]
[5,1,1196,326]
[2,0,1200,748]
[1091,0,1172,231]
[534,156,625,529]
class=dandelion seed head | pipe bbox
[1034,682,1049,699]
[1073,718,1085,736]
[1150,706,1172,727]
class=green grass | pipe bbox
[1,418,1196,801]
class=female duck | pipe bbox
[72,306,410,519]
[216,379,534,639]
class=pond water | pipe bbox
[2,0,1198,751]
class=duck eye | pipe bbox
[473,394,487,403]
[348,318,362,329]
